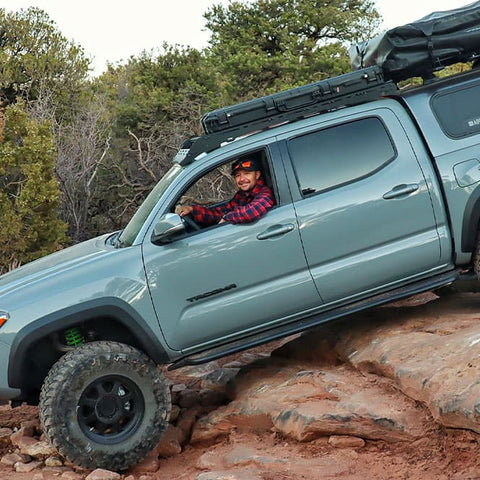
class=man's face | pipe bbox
[234,169,261,192]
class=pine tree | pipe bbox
[0,101,67,273]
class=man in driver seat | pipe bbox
[175,158,275,226]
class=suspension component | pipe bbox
[64,327,84,347]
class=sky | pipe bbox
[0,0,473,76]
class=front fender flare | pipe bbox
[8,297,171,389]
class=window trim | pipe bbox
[286,116,397,198]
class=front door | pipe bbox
[142,149,320,351]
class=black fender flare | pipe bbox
[461,184,480,253]
[8,297,171,389]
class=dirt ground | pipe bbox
[1,405,480,479]
[156,429,480,480]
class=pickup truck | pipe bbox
[1,64,480,470]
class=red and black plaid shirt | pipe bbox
[190,179,275,226]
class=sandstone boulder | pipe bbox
[278,293,480,433]
[192,358,431,444]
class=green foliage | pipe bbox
[86,45,221,232]
[0,101,67,273]
[397,62,474,90]
[0,7,90,117]
[437,62,473,77]
[204,0,380,97]
[103,44,217,132]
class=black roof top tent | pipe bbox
[350,0,480,82]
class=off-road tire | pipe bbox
[436,232,480,296]
[39,341,171,471]
[474,231,480,278]
[435,277,480,296]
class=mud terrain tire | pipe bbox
[474,231,480,278]
[39,341,171,471]
[435,277,480,296]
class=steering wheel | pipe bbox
[182,214,201,231]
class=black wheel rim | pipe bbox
[77,375,145,445]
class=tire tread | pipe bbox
[39,341,170,471]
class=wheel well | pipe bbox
[9,301,171,404]
[16,318,151,404]
[461,185,480,253]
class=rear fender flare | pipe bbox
[461,184,480,252]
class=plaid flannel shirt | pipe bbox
[190,179,275,226]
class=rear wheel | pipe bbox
[435,277,480,296]
[436,231,480,296]
[435,231,480,296]
[474,231,480,278]
[39,341,171,471]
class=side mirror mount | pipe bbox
[151,213,185,244]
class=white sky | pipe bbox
[0,0,472,76]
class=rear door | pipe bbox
[280,106,443,304]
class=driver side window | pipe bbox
[178,163,237,209]
[173,148,275,233]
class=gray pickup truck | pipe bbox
[1,63,480,470]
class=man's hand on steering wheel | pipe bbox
[175,205,193,217]
[175,205,200,230]
[182,214,201,231]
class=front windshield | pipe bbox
[117,164,183,247]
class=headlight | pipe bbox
[0,311,9,329]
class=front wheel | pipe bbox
[39,341,171,471]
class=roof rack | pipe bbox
[174,66,398,166]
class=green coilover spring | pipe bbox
[64,327,84,347]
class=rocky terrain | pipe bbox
[2,291,480,479]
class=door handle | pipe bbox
[257,224,295,240]
[383,183,419,200]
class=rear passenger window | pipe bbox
[288,117,395,196]
[432,82,480,139]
